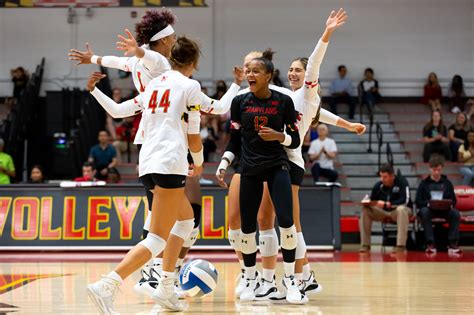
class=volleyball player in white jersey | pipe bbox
[86,36,204,314]
[217,9,366,300]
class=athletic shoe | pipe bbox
[448,245,462,256]
[235,269,246,298]
[134,267,160,297]
[254,276,279,301]
[239,274,260,302]
[151,278,188,312]
[359,245,371,253]
[87,276,120,315]
[133,269,150,295]
[425,244,437,254]
[283,275,308,305]
[299,271,322,297]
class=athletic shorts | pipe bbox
[140,173,186,190]
[289,161,304,186]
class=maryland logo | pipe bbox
[0,274,69,295]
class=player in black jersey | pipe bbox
[228,51,307,304]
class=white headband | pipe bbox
[150,25,175,42]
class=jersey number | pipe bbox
[254,116,268,131]
[137,71,145,93]
[148,89,171,114]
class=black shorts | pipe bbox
[140,173,186,190]
[289,161,304,186]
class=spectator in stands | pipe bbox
[416,156,461,254]
[105,88,125,140]
[358,67,380,112]
[0,139,15,184]
[10,67,29,99]
[74,161,96,182]
[458,130,474,186]
[113,116,138,163]
[308,124,338,182]
[212,80,227,100]
[422,72,443,112]
[29,164,46,184]
[448,74,466,113]
[329,65,355,119]
[359,163,411,253]
[106,167,121,184]
[448,112,469,162]
[422,110,451,162]
[88,130,117,180]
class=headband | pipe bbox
[150,24,175,42]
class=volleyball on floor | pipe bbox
[179,259,218,297]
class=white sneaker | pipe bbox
[299,271,322,297]
[151,278,188,312]
[239,274,260,302]
[87,276,120,315]
[283,275,308,305]
[235,269,246,298]
[134,268,160,297]
[133,269,149,295]
[255,276,279,301]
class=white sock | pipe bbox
[107,271,123,285]
[262,268,275,282]
[302,263,311,280]
[176,258,184,268]
[283,262,295,278]
[244,266,257,279]
[238,259,245,270]
[153,257,163,266]
[295,272,303,281]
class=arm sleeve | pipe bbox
[200,83,240,114]
[283,97,301,149]
[186,82,202,135]
[319,108,339,126]
[90,87,143,118]
[225,96,242,157]
[391,181,408,206]
[100,56,133,72]
[141,49,168,73]
[303,39,328,102]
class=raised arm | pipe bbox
[69,43,133,72]
[201,67,244,114]
[319,108,366,135]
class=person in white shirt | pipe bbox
[308,124,338,182]
[86,36,204,313]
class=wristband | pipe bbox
[222,151,235,164]
[91,55,99,64]
[217,159,229,175]
[190,147,204,167]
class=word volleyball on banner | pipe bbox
[0,0,206,8]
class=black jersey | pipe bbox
[227,90,300,176]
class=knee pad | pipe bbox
[295,232,307,260]
[139,232,166,257]
[279,225,297,251]
[228,229,241,251]
[143,210,152,231]
[183,227,199,248]
[259,229,279,257]
[191,203,202,228]
[240,232,257,255]
[170,219,195,240]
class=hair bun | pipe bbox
[261,48,275,61]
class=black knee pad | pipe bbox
[191,203,201,228]
[142,229,149,239]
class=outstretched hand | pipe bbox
[349,123,366,135]
[233,66,245,85]
[116,29,140,57]
[87,72,106,91]
[326,8,348,32]
[68,42,94,66]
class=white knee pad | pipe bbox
[259,229,279,257]
[183,227,199,248]
[295,232,307,260]
[279,225,297,251]
[139,232,166,257]
[170,219,195,241]
[240,232,257,255]
[228,229,241,251]
[143,210,152,231]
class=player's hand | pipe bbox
[326,8,348,32]
[116,29,140,57]
[233,66,245,85]
[216,169,228,188]
[87,72,106,91]
[69,42,94,66]
[188,163,203,177]
[258,127,285,142]
[349,123,366,135]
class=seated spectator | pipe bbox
[105,88,125,140]
[107,167,122,184]
[448,112,469,162]
[458,130,474,186]
[422,110,451,162]
[359,164,411,253]
[448,75,466,113]
[0,139,15,184]
[422,72,442,112]
[10,66,29,99]
[88,130,117,180]
[330,65,355,119]
[416,156,461,254]
[29,164,46,183]
[308,124,338,182]
[113,116,139,163]
[212,80,227,100]
[358,67,380,112]
[74,162,96,182]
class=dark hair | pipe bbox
[450,74,464,96]
[83,161,95,170]
[464,130,474,150]
[364,68,374,75]
[379,163,395,175]
[424,110,445,134]
[107,167,121,181]
[169,36,201,68]
[252,48,275,77]
[292,57,308,70]
[98,130,109,136]
[338,65,346,72]
[135,9,177,46]
[30,164,46,182]
[429,155,444,168]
